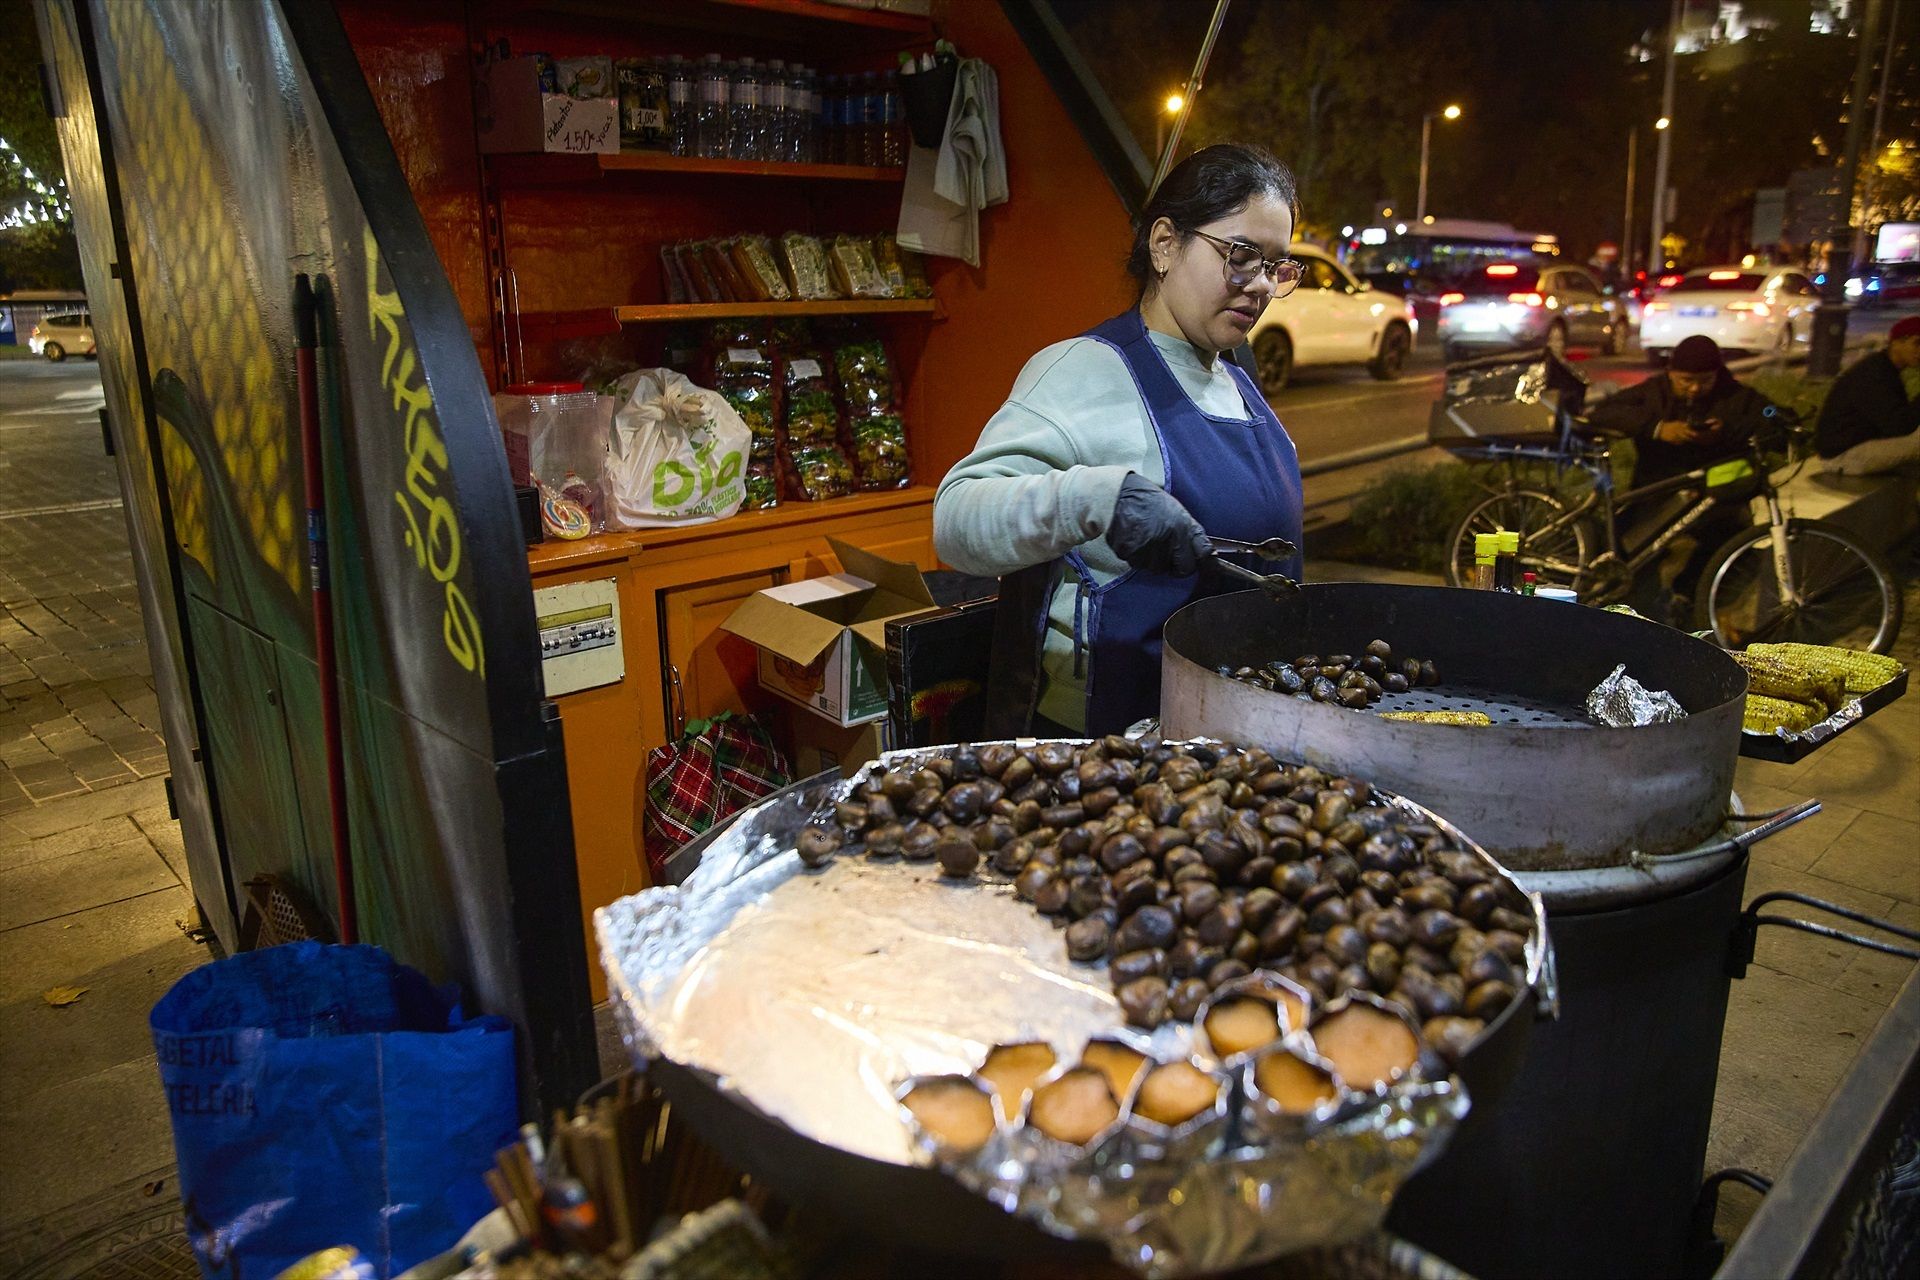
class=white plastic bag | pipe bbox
[606,368,750,528]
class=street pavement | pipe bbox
[0,357,206,1248]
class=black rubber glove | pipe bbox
[1107,473,1212,576]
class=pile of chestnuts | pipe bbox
[1220,638,1439,709]
[794,736,1534,1066]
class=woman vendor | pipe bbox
[934,143,1306,737]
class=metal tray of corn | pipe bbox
[1737,645,1908,764]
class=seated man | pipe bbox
[1585,335,1779,622]
[1815,315,1920,476]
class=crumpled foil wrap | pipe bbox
[596,744,1553,1277]
[1586,663,1688,726]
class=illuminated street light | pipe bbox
[1164,93,1185,115]
[1655,116,1670,130]
[1417,104,1463,223]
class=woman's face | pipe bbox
[1148,193,1296,354]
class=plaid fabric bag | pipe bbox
[644,713,789,880]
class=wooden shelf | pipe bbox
[500,0,932,46]
[701,0,931,35]
[526,485,936,570]
[599,153,904,181]
[514,298,936,340]
[615,299,936,322]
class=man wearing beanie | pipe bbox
[1586,334,1779,620]
[1815,315,1920,475]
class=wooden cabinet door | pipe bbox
[659,570,783,737]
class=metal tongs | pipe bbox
[1204,534,1300,598]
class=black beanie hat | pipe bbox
[1670,335,1723,372]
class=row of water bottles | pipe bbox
[638,54,907,167]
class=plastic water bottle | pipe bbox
[763,60,790,164]
[880,70,905,167]
[858,72,882,166]
[791,65,821,163]
[664,54,694,158]
[806,67,826,162]
[694,54,729,159]
[728,58,762,160]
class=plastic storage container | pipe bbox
[493,381,611,530]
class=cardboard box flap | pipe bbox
[849,616,902,652]
[829,537,935,610]
[721,592,847,666]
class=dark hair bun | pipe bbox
[1127,144,1299,292]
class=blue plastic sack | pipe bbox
[150,942,518,1279]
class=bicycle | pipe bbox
[1440,409,1903,653]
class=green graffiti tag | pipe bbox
[366,228,485,677]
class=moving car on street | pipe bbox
[27,311,96,361]
[1248,245,1417,394]
[1639,266,1819,363]
[1435,262,1624,362]
[1846,261,1920,307]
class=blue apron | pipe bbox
[983,310,1303,737]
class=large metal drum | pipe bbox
[1161,585,1749,869]
[1387,848,1751,1278]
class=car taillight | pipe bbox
[1658,274,1682,288]
[1644,302,1669,312]
[1507,292,1543,307]
[1439,291,1465,306]
[1726,301,1771,317]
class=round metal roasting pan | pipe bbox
[613,752,1554,1266]
[1161,584,1750,870]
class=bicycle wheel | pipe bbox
[1445,489,1592,588]
[1698,518,1903,652]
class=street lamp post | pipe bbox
[1416,104,1461,224]
[1156,92,1184,161]
[1623,127,1638,281]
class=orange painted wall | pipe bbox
[907,2,1138,482]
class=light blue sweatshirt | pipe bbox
[934,326,1253,727]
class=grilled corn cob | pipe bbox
[1379,710,1493,726]
[1729,651,1845,714]
[1742,693,1827,735]
[1748,643,1901,696]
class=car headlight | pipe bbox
[1845,278,1863,298]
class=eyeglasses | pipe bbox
[1188,229,1303,297]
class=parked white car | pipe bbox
[28,311,97,361]
[1248,246,1417,394]
[1638,266,1819,363]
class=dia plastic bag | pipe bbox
[150,943,517,1280]
[606,368,750,528]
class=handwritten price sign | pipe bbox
[542,96,618,155]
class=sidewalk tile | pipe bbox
[1806,811,1920,908]
[0,839,177,932]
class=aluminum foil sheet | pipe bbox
[1586,663,1688,726]
[596,744,1552,1277]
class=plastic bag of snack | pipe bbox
[701,239,753,302]
[834,337,896,413]
[732,235,792,302]
[782,352,841,448]
[898,241,933,298]
[850,411,911,490]
[828,234,889,298]
[787,442,854,501]
[743,459,780,510]
[660,244,691,304]
[710,338,779,463]
[676,242,723,303]
[780,232,838,300]
[870,234,909,299]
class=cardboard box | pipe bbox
[786,711,893,779]
[722,537,937,726]
[476,56,619,156]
